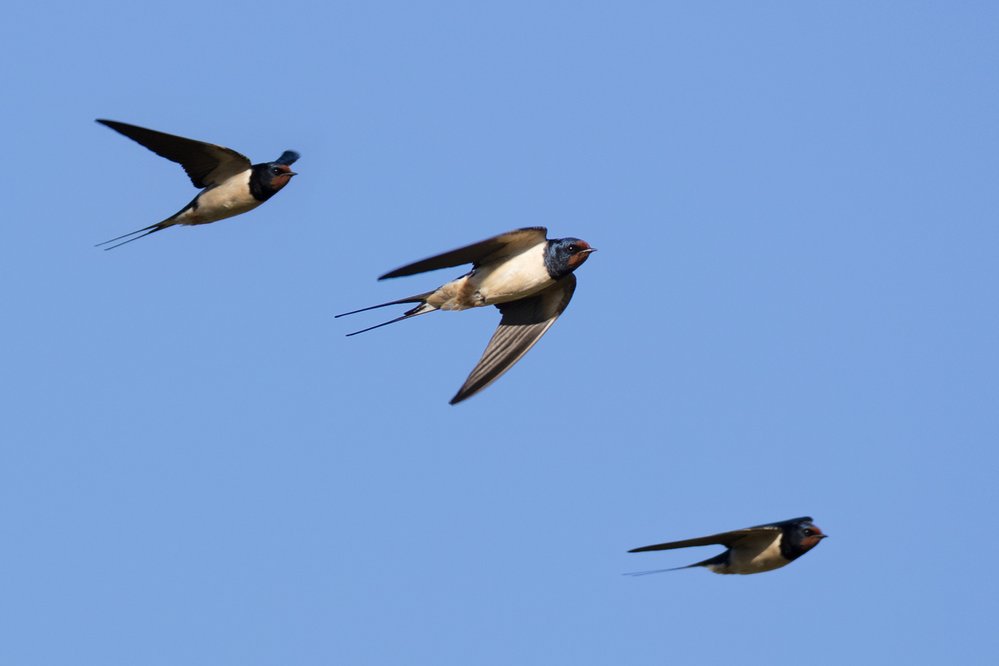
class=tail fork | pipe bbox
[336,292,436,336]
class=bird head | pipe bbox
[792,519,827,551]
[254,151,300,193]
[545,238,596,278]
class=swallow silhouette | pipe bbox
[337,227,596,404]
[95,119,299,249]
[626,516,826,575]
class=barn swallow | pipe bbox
[94,119,299,249]
[336,227,595,404]
[626,516,826,576]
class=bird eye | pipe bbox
[270,166,282,175]
[567,244,578,253]
[803,528,814,536]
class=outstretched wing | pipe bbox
[450,275,576,405]
[97,119,252,188]
[379,227,548,280]
[628,524,782,553]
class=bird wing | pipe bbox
[96,119,252,188]
[449,274,576,405]
[379,227,548,280]
[628,524,783,553]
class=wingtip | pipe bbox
[276,150,300,165]
[449,384,479,405]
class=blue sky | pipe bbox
[2,2,998,664]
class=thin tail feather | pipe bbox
[95,223,165,250]
[345,314,416,337]
[333,291,434,319]
[622,564,696,576]
[337,292,436,336]
[335,292,433,318]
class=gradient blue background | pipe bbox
[3,2,997,664]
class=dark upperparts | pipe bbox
[543,237,595,279]
[249,157,299,201]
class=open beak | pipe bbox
[287,171,298,177]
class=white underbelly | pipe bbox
[183,171,259,225]
[470,242,552,304]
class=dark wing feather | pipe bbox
[96,119,251,188]
[379,227,548,280]
[748,516,812,530]
[449,275,576,405]
[628,525,782,553]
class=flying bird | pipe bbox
[95,119,299,249]
[337,227,596,404]
[626,516,826,576]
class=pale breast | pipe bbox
[468,241,552,305]
[183,170,259,225]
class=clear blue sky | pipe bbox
[2,2,997,664]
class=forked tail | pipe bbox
[95,221,170,250]
[335,292,436,336]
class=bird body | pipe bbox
[95,119,299,249]
[627,516,826,576]
[460,239,551,306]
[337,227,595,404]
[172,170,257,225]
[708,532,790,574]
[420,239,551,312]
